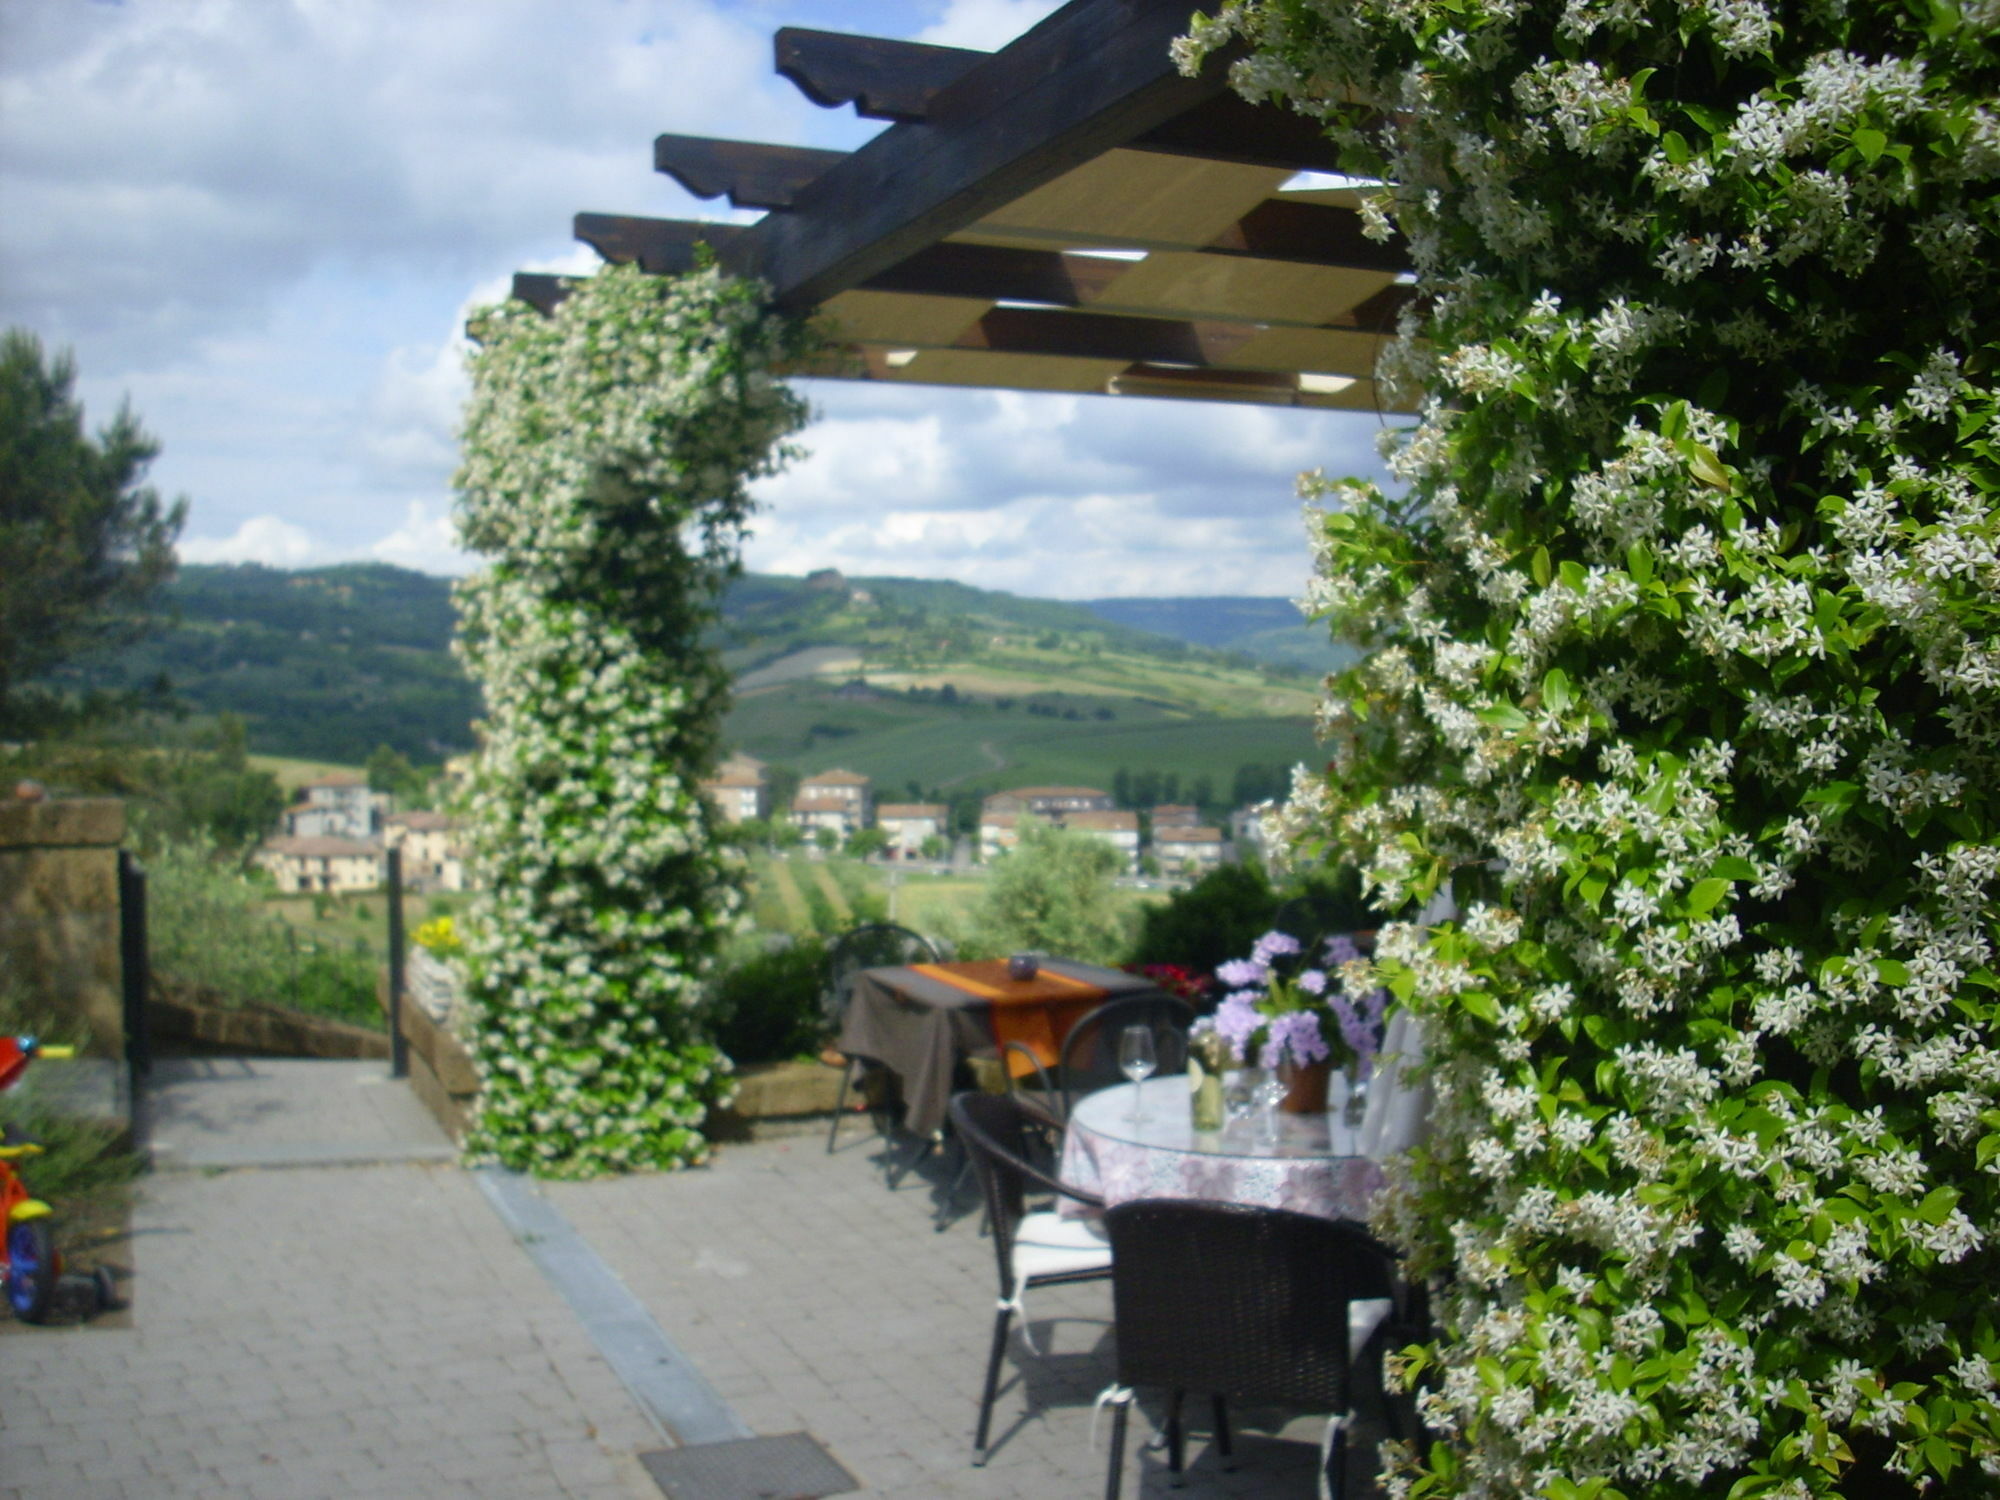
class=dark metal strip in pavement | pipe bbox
[150,1140,459,1170]
[474,1167,754,1448]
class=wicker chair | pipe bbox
[822,922,940,1154]
[1097,1200,1406,1500]
[948,1091,1114,1468]
[1055,993,1195,1120]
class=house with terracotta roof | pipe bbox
[875,802,948,858]
[282,771,387,841]
[257,835,385,894]
[700,753,771,825]
[385,809,465,892]
[790,769,872,839]
[1153,824,1225,877]
[1065,808,1141,873]
[980,786,1114,819]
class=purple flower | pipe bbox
[1250,931,1302,966]
[1323,934,1363,965]
[1262,1010,1329,1069]
[1296,968,1329,996]
[1211,992,1264,1062]
[1215,957,1268,989]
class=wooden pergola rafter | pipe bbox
[519,0,1417,412]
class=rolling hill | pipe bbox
[47,563,1334,802]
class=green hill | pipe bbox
[1082,596,1357,675]
[47,563,1327,799]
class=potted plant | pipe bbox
[1201,931,1390,1113]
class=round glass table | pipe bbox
[1058,1078,1387,1222]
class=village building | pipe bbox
[384,810,464,892]
[281,771,387,841]
[978,810,1020,864]
[1150,803,1200,829]
[980,786,1114,820]
[700,753,771,825]
[1065,808,1141,873]
[790,768,872,839]
[875,802,949,859]
[1153,824,1226,877]
[256,835,385,895]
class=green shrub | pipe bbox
[708,935,829,1066]
[953,821,1134,965]
[0,973,138,1220]
[1127,861,1278,978]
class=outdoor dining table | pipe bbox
[836,958,1171,1141]
[1058,1075,1388,1222]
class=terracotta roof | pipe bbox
[303,772,367,789]
[791,796,857,813]
[876,803,947,819]
[261,836,382,858]
[801,769,871,787]
[1155,826,1223,844]
[387,810,453,830]
[1067,809,1139,832]
[705,768,767,788]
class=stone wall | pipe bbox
[0,798,127,1057]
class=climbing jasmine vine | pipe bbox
[452,259,812,1178]
[1185,2,2000,1494]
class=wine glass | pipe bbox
[1118,1025,1157,1123]
[1252,1069,1289,1145]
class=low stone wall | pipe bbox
[0,798,126,1057]
[390,949,850,1147]
[149,979,390,1061]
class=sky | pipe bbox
[0,0,1395,601]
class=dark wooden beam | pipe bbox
[572,213,744,276]
[511,273,570,315]
[951,305,1258,366]
[1205,198,1408,274]
[774,28,986,121]
[1130,91,1345,173]
[1341,280,1419,331]
[735,0,1244,312]
[653,136,847,210]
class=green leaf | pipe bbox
[1687,443,1731,491]
[1542,667,1574,713]
[1479,703,1529,731]
[1532,546,1552,587]
[1686,878,1730,916]
[1711,856,1758,880]
[1852,128,1887,165]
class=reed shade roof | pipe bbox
[516,0,1416,413]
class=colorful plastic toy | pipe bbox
[0,1034,79,1322]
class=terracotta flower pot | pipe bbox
[1278,1059,1332,1114]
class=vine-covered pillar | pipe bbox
[452,261,811,1177]
[1184,2,2000,1494]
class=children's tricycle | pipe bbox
[0,1033,104,1322]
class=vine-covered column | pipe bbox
[1185,3,2000,1494]
[452,261,810,1177]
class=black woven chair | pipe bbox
[949,1091,1114,1468]
[1097,1200,1406,1500]
[1057,994,1195,1120]
[823,921,940,1155]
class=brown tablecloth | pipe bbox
[837,959,1167,1139]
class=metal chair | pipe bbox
[1096,1200,1407,1500]
[1056,993,1195,1121]
[949,1091,1114,1468]
[823,921,940,1155]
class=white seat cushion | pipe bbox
[1349,1296,1393,1359]
[1012,1211,1113,1281]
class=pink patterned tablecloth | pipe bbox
[1059,1080,1386,1222]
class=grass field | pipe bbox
[725,681,1318,797]
[249,754,366,792]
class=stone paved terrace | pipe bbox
[0,1058,1376,1499]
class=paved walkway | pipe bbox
[0,1059,1363,1499]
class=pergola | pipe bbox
[515,0,1414,414]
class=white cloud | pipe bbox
[371,501,474,576]
[916,0,1066,49]
[179,515,318,567]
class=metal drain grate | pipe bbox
[639,1433,859,1500]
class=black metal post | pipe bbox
[385,846,409,1078]
[116,850,150,1103]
